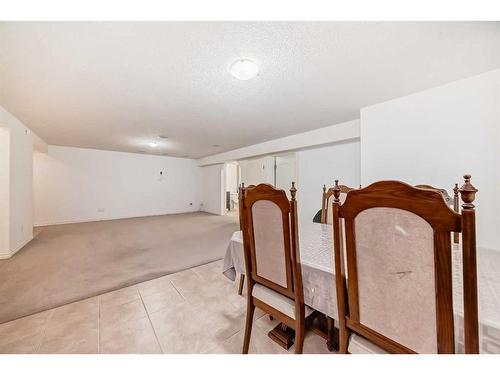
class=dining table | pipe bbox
[222,220,500,354]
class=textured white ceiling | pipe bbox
[1,22,500,158]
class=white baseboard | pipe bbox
[201,209,223,216]
[34,209,201,227]
[0,235,34,259]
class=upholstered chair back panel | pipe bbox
[354,207,437,353]
[251,200,288,288]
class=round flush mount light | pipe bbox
[148,142,158,148]
[230,59,259,80]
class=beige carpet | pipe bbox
[0,212,238,324]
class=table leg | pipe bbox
[238,274,245,295]
[267,312,326,351]
[310,312,339,352]
[326,316,339,352]
[268,323,295,350]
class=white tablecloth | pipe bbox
[222,221,500,353]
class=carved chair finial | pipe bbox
[240,182,247,198]
[323,184,326,194]
[333,179,341,203]
[459,174,478,209]
[290,181,297,200]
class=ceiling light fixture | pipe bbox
[230,59,259,81]
[148,142,158,148]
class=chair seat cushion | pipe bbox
[252,284,314,319]
[348,333,389,354]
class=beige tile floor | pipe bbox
[0,260,332,354]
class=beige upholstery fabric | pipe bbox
[252,284,314,319]
[348,333,389,354]
[326,193,347,224]
[252,200,288,287]
[354,207,437,353]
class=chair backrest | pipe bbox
[239,183,302,300]
[332,176,479,354]
[321,181,356,224]
[415,184,461,244]
[414,184,453,205]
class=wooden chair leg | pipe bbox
[338,324,349,354]
[242,300,255,354]
[238,274,245,295]
[294,318,306,354]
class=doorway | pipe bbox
[224,161,240,217]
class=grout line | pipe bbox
[225,328,242,341]
[200,328,244,354]
[168,280,185,301]
[138,286,163,354]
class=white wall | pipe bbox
[275,153,297,193]
[360,69,500,251]
[0,128,10,254]
[198,119,360,218]
[200,164,224,215]
[34,146,202,225]
[239,156,275,186]
[10,117,35,253]
[296,140,361,222]
[0,106,43,258]
[198,119,360,166]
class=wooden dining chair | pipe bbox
[332,176,479,354]
[320,182,356,224]
[239,182,313,354]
